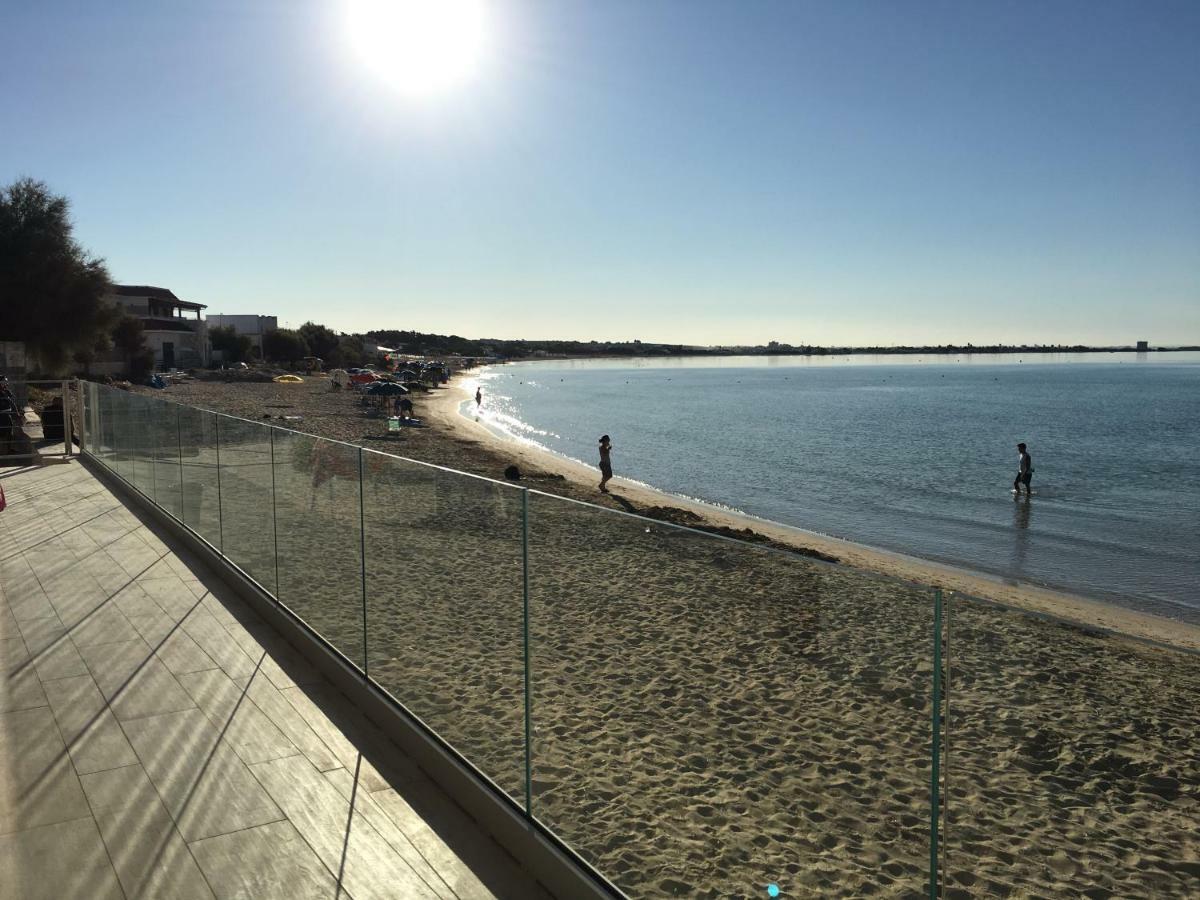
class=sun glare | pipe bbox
[345,0,489,98]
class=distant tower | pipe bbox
[1136,340,1149,351]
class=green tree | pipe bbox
[262,328,309,366]
[328,335,366,369]
[0,177,115,373]
[111,314,155,379]
[209,325,252,363]
[298,321,338,361]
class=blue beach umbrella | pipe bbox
[366,382,409,396]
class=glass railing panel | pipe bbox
[152,400,183,520]
[90,381,103,458]
[361,451,526,805]
[111,387,130,480]
[177,405,222,550]
[103,386,123,478]
[129,393,156,498]
[92,383,113,470]
[81,381,97,457]
[214,415,277,593]
[271,430,365,670]
[942,592,1200,898]
[526,493,937,898]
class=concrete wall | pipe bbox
[145,326,208,369]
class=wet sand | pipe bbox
[124,376,1200,897]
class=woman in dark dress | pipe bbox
[598,434,613,493]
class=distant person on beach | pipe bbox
[475,387,482,407]
[598,434,613,493]
[1014,442,1034,495]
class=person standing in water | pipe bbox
[475,387,482,407]
[598,435,613,493]
[1013,442,1034,495]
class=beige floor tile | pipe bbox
[0,816,124,899]
[0,603,20,641]
[42,674,138,775]
[42,571,113,629]
[0,706,90,835]
[24,538,77,582]
[106,532,164,578]
[189,819,337,900]
[6,582,57,625]
[58,527,102,561]
[182,609,259,679]
[239,671,342,773]
[80,763,215,900]
[77,545,137,593]
[77,637,197,722]
[111,581,169,620]
[249,754,440,900]
[324,767,461,900]
[374,778,546,900]
[0,555,42,601]
[16,616,89,682]
[122,707,284,842]
[279,684,393,792]
[178,668,296,765]
[126,609,218,676]
[69,602,138,649]
[0,637,48,714]
[230,624,324,691]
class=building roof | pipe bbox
[112,284,207,310]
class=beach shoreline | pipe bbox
[429,371,1200,654]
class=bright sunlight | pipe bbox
[344,0,490,98]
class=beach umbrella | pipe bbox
[366,382,408,396]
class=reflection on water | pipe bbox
[1011,494,1032,578]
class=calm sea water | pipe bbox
[470,353,1200,621]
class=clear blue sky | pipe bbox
[3,1,1197,345]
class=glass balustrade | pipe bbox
[81,382,963,898]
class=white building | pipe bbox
[106,285,209,370]
[206,314,278,356]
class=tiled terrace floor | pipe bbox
[0,461,552,899]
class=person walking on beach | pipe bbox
[598,434,613,493]
[1014,442,1034,495]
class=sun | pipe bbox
[344,0,490,98]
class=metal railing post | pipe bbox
[176,404,184,524]
[214,415,224,554]
[63,380,74,456]
[930,588,943,899]
[359,448,369,675]
[522,487,533,817]
[941,592,952,893]
[269,427,280,596]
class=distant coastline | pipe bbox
[365,326,1198,362]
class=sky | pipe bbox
[2,0,1198,346]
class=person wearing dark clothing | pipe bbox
[598,434,613,493]
[1014,443,1034,495]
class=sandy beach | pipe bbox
[123,374,1200,897]
[426,375,1200,655]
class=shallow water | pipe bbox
[473,352,1200,620]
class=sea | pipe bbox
[465,352,1200,622]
